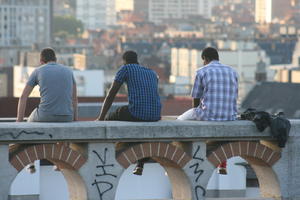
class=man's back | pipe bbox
[192,61,238,121]
[115,64,161,121]
[27,62,74,116]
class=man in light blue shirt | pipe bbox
[17,48,78,122]
[177,47,238,175]
[178,47,238,121]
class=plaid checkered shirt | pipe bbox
[115,64,161,121]
[191,60,238,121]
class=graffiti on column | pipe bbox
[91,148,117,200]
[189,145,206,200]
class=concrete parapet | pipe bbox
[1,119,299,143]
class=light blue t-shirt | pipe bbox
[27,62,75,116]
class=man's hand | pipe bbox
[17,85,34,122]
[96,81,122,121]
[193,98,200,108]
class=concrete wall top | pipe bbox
[0,120,299,143]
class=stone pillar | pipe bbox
[183,142,214,200]
[79,143,124,200]
[0,145,18,200]
[273,133,300,200]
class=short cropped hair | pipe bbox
[40,48,57,63]
[201,47,219,62]
[122,50,138,64]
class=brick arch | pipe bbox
[207,141,281,167]
[207,141,282,199]
[9,143,87,171]
[116,142,192,169]
[116,142,193,200]
[9,143,88,200]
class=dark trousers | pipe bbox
[105,105,154,166]
[105,105,157,122]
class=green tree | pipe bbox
[53,16,84,38]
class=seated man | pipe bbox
[16,47,77,172]
[96,50,161,122]
[97,50,161,175]
[17,47,78,122]
[178,47,238,174]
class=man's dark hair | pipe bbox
[122,50,138,64]
[40,48,57,63]
[201,47,219,62]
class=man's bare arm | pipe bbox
[17,85,34,122]
[96,81,122,120]
[193,98,200,108]
[72,82,78,121]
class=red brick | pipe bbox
[44,144,54,159]
[124,149,136,163]
[255,144,266,159]
[240,141,248,155]
[231,142,241,156]
[248,142,258,157]
[132,145,143,160]
[165,145,176,161]
[52,144,64,160]
[10,156,24,171]
[178,153,192,168]
[158,143,168,158]
[261,148,273,162]
[61,146,72,162]
[27,146,38,161]
[172,149,185,164]
[207,153,220,167]
[267,152,281,166]
[222,143,233,159]
[142,143,151,158]
[214,147,227,163]
[67,150,79,167]
[73,155,87,170]
[17,151,31,166]
[116,153,131,168]
[71,154,82,167]
[151,142,159,157]
[35,144,46,160]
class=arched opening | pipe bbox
[10,159,69,200]
[115,161,172,199]
[206,156,260,198]
[115,142,193,200]
[207,141,282,199]
[9,144,87,200]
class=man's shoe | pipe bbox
[133,166,143,176]
[26,163,36,174]
[218,167,227,175]
[53,165,60,171]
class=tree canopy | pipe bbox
[53,16,84,38]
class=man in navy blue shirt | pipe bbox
[97,51,161,175]
[97,50,161,121]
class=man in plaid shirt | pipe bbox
[178,47,238,121]
[178,47,238,174]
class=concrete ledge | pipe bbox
[0,119,299,143]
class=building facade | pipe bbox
[170,40,273,100]
[255,0,272,23]
[76,0,116,30]
[133,0,149,19]
[255,0,293,23]
[148,0,216,24]
[0,0,52,46]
